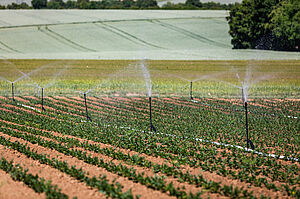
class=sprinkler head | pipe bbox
[84,93,92,122]
[149,97,156,132]
[150,124,156,132]
[248,139,255,150]
[41,88,46,112]
[11,82,15,101]
[190,81,193,100]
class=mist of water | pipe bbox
[139,60,152,97]
[77,65,131,96]
[218,64,273,103]
[0,76,11,83]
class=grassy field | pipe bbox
[0,59,299,98]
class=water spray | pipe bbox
[149,97,156,132]
[11,82,15,101]
[190,81,193,100]
[84,93,92,122]
[41,87,46,112]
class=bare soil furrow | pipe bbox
[0,144,107,199]
[0,132,174,199]
[0,168,44,199]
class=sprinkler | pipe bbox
[11,82,15,101]
[244,101,254,150]
[41,88,46,112]
[84,93,92,122]
[190,81,193,100]
[149,97,156,132]
[242,87,245,108]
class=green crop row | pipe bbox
[0,96,299,198]
[0,107,298,198]
[0,121,260,198]
[0,136,136,199]
[0,156,68,199]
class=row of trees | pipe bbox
[0,0,234,10]
[227,0,299,51]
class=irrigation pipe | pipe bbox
[101,123,299,162]
[147,131,299,162]
[17,103,41,113]
[81,115,298,162]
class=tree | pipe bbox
[122,0,135,8]
[77,0,90,9]
[267,0,300,51]
[31,0,47,9]
[47,0,65,9]
[47,1,61,9]
[65,0,76,8]
[135,0,158,9]
[227,0,281,49]
[185,0,202,8]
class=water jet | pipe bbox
[140,60,156,132]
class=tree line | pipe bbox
[0,0,234,10]
[227,0,299,52]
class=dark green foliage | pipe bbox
[267,0,300,51]
[227,0,299,51]
[0,0,232,10]
[31,0,47,9]
[135,0,158,9]
[47,0,65,9]
[227,0,279,49]
[6,2,30,9]
[0,157,68,198]
[185,0,202,8]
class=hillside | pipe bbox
[0,10,299,60]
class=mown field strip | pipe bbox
[1,10,300,59]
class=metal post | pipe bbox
[190,81,193,100]
[12,83,14,101]
[245,101,249,149]
[84,93,92,122]
[41,88,45,112]
[242,88,245,107]
[149,97,156,132]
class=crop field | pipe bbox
[0,59,299,198]
[0,10,300,60]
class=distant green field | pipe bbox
[0,10,299,60]
[0,59,299,99]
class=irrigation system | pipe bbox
[190,81,193,100]
[241,86,255,150]
[41,88,46,112]
[84,93,92,122]
[11,82,15,101]
[149,97,156,132]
